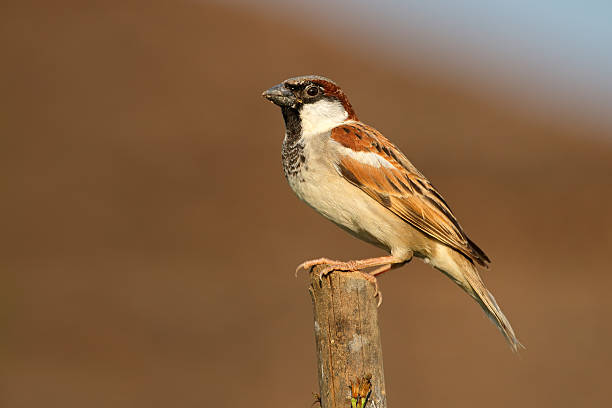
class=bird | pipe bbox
[262,75,522,351]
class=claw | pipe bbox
[295,261,317,277]
[295,258,340,277]
[318,265,338,278]
[358,271,383,307]
[295,262,310,277]
[317,265,337,281]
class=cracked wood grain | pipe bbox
[309,269,387,408]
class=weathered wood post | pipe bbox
[309,268,387,408]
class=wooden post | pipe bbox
[309,268,387,408]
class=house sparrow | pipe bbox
[262,75,521,351]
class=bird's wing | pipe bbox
[330,122,490,266]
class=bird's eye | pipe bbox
[306,86,319,97]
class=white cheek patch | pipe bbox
[300,99,349,136]
[337,144,395,169]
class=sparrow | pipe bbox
[262,75,521,351]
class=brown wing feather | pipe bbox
[331,123,490,266]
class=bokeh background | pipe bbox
[2,1,612,407]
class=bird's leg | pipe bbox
[363,253,412,306]
[296,255,410,307]
[369,252,412,277]
[296,255,399,278]
[297,256,402,302]
[369,264,392,277]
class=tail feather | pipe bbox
[434,248,523,352]
[461,264,523,352]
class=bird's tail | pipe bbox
[435,248,523,352]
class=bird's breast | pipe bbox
[282,132,430,259]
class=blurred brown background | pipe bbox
[2,1,612,407]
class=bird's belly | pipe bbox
[287,164,425,259]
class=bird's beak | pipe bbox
[262,83,296,107]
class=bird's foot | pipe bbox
[295,257,341,277]
[296,258,383,306]
[296,258,360,279]
[315,260,362,279]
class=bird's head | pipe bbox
[262,75,357,135]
